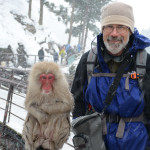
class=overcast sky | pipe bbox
[50,0,150,32]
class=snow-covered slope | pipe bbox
[0,0,85,56]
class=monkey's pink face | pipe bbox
[39,73,55,93]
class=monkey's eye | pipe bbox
[40,74,47,80]
[42,76,47,79]
[48,76,52,80]
[47,74,55,80]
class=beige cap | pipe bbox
[101,2,134,33]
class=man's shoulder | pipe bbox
[81,50,90,60]
[75,51,91,74]
[77,51,90,65]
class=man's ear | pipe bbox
[129,28,132,35]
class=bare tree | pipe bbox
[68,1,75,45]
[80,19,86,47]
[28,0,32,19]
[83,23,89,50]
[39,0,44,25]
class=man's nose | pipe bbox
[110,27,120,36]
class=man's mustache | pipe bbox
[107,36,123,42]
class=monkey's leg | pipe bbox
[22,114,37,150]
[52,115,70,150]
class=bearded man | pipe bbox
[71,2,150,150]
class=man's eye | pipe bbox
[107,25,113,28]
[118,26,124,29]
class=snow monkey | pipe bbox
[22,61,74,150]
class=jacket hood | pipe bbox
[130,28,150,54]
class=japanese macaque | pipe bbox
[22,61,74,150]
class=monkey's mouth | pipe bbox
[44,90,50,93]
[41,83,53,94]
[41,89,52,95]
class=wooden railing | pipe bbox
[0,53,53,68]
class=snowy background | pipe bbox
[0,0,150,149]
[1,0,150,54]
[0,0,92,57]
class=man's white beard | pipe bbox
[104,36,129,55]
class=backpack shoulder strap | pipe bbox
[136,49,147,75]
[136,49,147,88]
[87,48,97,84]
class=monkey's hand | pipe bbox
[27,102,49,123]
[41,100,72,115]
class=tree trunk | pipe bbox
[83,23,88,51]
[68,1,75,45]
[81,7,88,47]
[78,20,82,45]
[80,20,86,47]
[39,0,44,25]
[28,0,32,19]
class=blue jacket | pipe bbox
[71,28,150,150]
[84,29,150,150]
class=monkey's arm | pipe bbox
[41,100,73,115]
[27,102,49,123]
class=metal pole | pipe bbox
[8,70,14,123]
[2,84,14,130]
[8,89,14,123]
